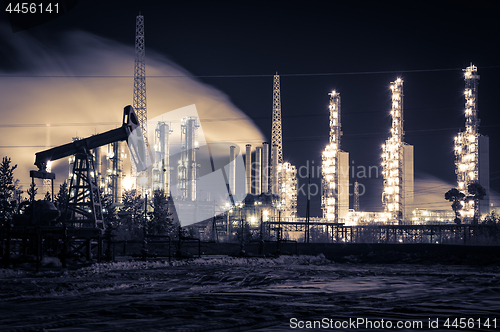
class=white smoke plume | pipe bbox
[0,24,264,196]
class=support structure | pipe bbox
[66,153,104,229]
[322,91,348,222]
[454,64,489,220]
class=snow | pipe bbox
[1,256,499,331]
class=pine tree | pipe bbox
[0,157,18,224]
[55,181,69,212]
[44,191,51,201]
[101,193,118,228]
[147,190,175,236]
[118,189,144,240]
[27,182,37,202]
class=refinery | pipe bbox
[0,14,498,266]
[2,4,500,332]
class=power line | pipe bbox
[1,66,500,79]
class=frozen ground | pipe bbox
[1,255,500,331]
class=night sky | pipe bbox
[1,0,499,217]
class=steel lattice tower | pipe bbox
[271,74,283,165]
[133,14,149,157]
[322,91,342,222]
[455,64,480,219]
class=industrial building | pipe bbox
[454,64,490,221]
[381,78,414,223]
[322,91,349,222]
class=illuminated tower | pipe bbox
[133,13,150,189]
[105,142,123,204]
[278,162,297,219]
[354,181,360,212]
[381,78,414,222]
[454,64,489,220]
[152,122,172,194]
[178,117,199,201]
[322,91,349,222]
[270,73,282,193]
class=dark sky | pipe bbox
[1,0,499,217]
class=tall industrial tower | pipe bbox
[153,122,173,195]
[177,117,199,201]
[270,74,282,194]
[454,64,489,220]
[133,13,150,189]
[266,73,297,218]
[134,14,147,141]
[381,78,414,222]
[322,91,349,222]
[278,162,297,219]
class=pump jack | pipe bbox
[2,106,148,266]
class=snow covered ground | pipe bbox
[1,256,500,331]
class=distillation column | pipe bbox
[322,91,343,222]
[455,64,489,220]
[381,78,413,222]
[178,117,199,201]
[153,122,172,194]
